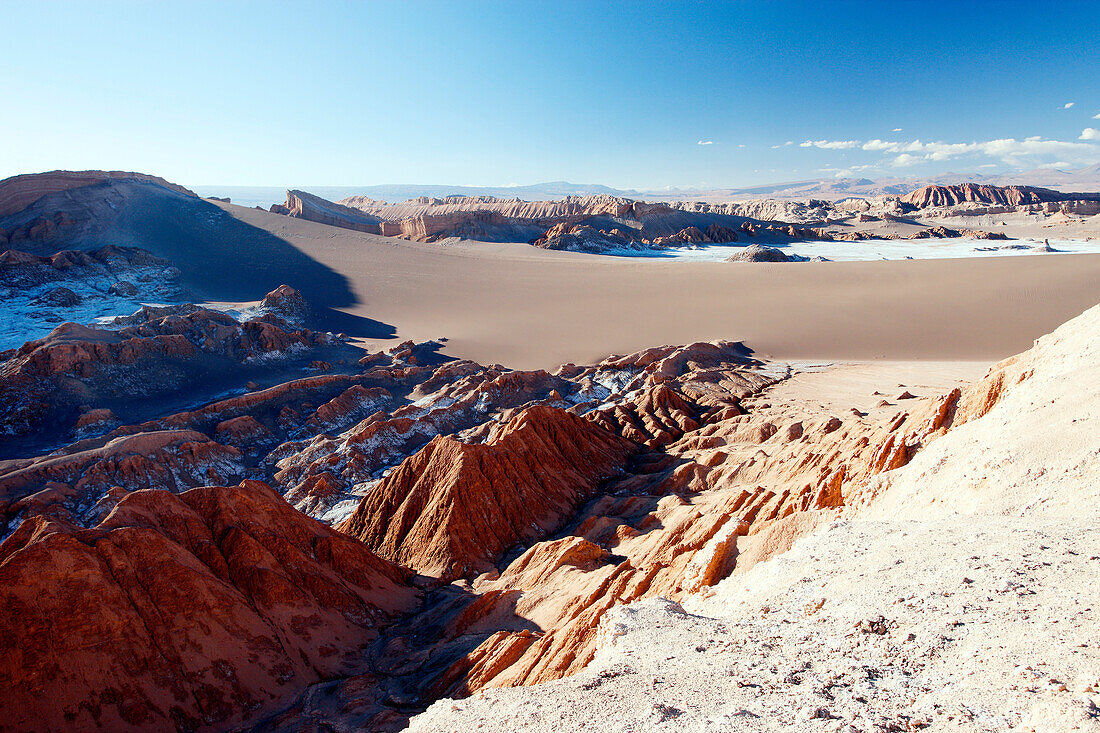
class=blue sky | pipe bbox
[3,0,1099,189]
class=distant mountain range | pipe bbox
[192,164,1100,207]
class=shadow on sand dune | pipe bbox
[115,191,397,339]
[4,181,397,340]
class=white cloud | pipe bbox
[738,143,746,148]
[1081,128,1100,141]
[848,136,1100,165]
[1064,102,1076,109]
[697,140,715,145]
[892,153,924,167]
[785,141,793,146]
[1095,112,1100,119]
[891,127,903,132]
[799,139,860,149]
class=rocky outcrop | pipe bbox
[0,430,243,536]
[725,244,804,262]
[268,187,1059,250]
[0,245,178,290]
[271,361,572,516]
[6,309,1090,733]
[339,194,639,222]
[0,481,417,733]
[900,183,1100,209]
[0,286,338,447]
[259,283,310,325]
[338,405,637,581]
[274,191,772,248]
[271,190,384,233]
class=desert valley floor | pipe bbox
[0,171,1098,732]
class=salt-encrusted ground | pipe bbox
[602,237,1100,262]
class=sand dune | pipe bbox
[216,202,1100,370]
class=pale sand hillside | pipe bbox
[408,304,1100,732]
[863,303,1100,519]
[215,202,1100,371]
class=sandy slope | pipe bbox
[410,519,1100,733]
[215,203,1100,371]
[863,303,1100,519]
[406,305,1100,732]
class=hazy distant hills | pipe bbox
[192,163,1100,207]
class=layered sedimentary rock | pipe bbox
[900,182,1099,209]
[274,191,764,248]
[273,187,1025,253]
[0,170,196,220]
[404,307,1100,733]
[339,405,637,581]
[271,189,384,233]
[0,481,417,733]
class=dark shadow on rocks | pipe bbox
[0,180,397,340]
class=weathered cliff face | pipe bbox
[274,187,1024,252]
[274,190,768,247]
[899,182,1099,208]
[0,481,417,733]
[339,193,638,221]
[401,309,1100,733]
[271,189,384,233]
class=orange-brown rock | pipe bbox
[214,415,274,447]
[276,190,794,249]
[338,405,638,581]
[588,383,707,447]
[0,288,336,445]
[0,430,243,533]
[0,481,417,732]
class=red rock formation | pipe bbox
[899,183,1094,209]
[0,287,335,443]
[273,362,569,503]
[0,481,417,732]
[0,430,243,533]
[588,383,709,447]
[259,283,310,325]
[338,405,637,581]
